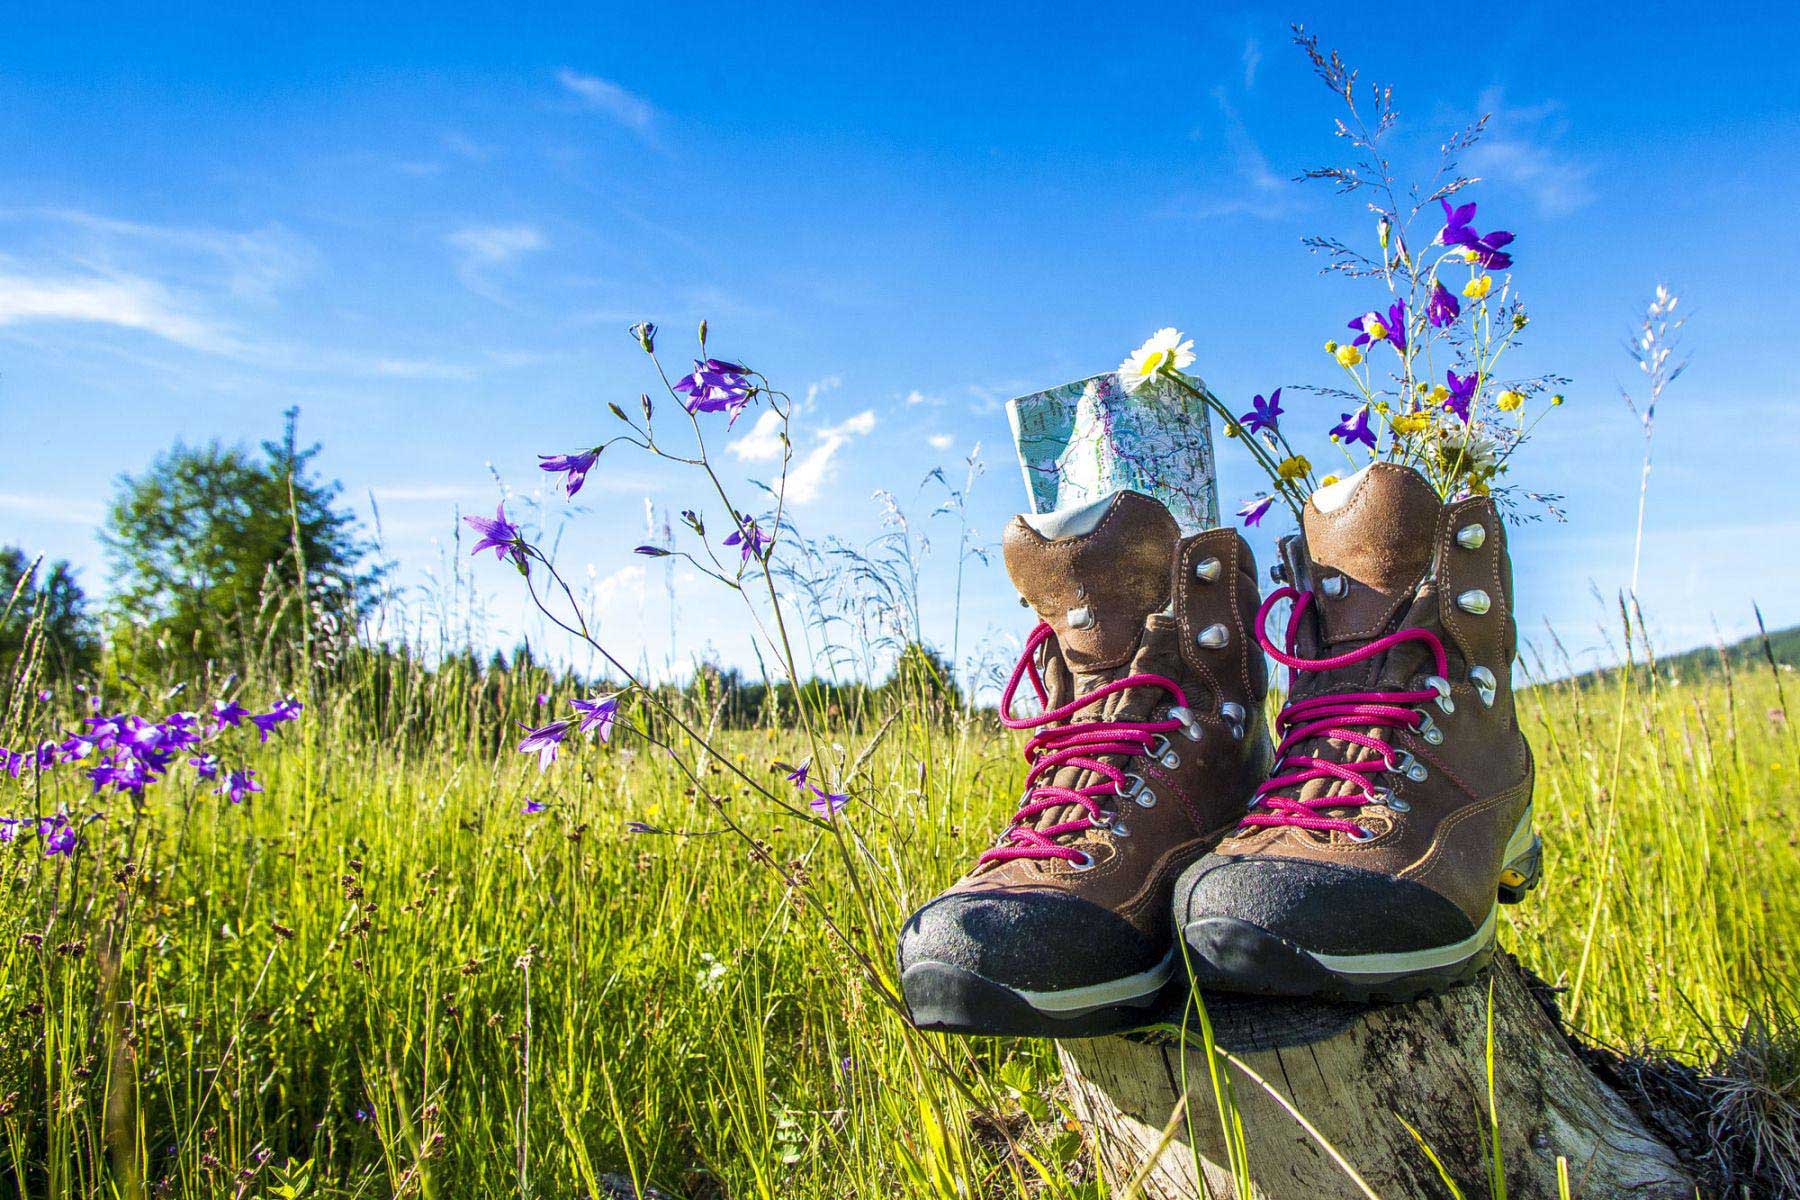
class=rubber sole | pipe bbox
[900,958,1171,1038]
[1179,833,1545,1004]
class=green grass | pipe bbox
[0,637,1795,1198]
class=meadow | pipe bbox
[1,603,1795,1199]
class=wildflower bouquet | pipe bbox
[1123,28,1566,528]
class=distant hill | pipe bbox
[1559,621,1800,688]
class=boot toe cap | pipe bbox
[897,888,1160,994]
[1174,854,1479,957]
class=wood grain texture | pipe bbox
[1058,955,1697,1199]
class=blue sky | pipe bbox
[2,3,1797,687]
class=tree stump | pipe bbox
[1057,954,1698,1199]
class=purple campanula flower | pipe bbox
[785,762,810,790]
[36,690,50,702]
[516,720,569,773]
[674,359,754,423]
[211,698,250,730]
[722,514,771,564]
[189,754,221,781]
[56,736,92,764]
[538,448,601,498]
[1238,389,1283,435]
[1237,495,1276,527]
[214,769,262,804]
[38,814,77,857]
[1444,370,1478,423]
[809,787,850,818]
[570,695,618,742]
[249,699,304,743]
[1437,198,1514,270]
[624,820,661,835]
[1428,282,1461,328]
[522,799,547,814]
[1331,406,1378,450]
[0,817,18,843]
[1348,302,1407,353]
[464,504,527,569]
[123,719,166,755]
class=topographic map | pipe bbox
[1006,371,1220,535]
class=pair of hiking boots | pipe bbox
[897,463,1540,1036]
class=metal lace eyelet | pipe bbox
[1367,786,1411,813]
[1196,623,1230,649]
[1456,523,1486,550]
[1193,556,1222,583]
[1348,826,1376,842]
[1426,675,1455,714]
[1070,851,1096,870]
[1415,712,1445,746]
[1320,575,1348,599]
[1220,701,1247,739]
[1148,735,1180,770]
[1109,821,1131,838]
[1114,773,1145,799]
[1165,706,1203,741]
[1389,751,1428,782]
[1456,588,1492,615]
[1470,665,1498,707]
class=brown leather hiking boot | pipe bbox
[898,490,1271,1036]
[1173,463,1539,1002]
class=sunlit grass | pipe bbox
[0,635,1794,1196]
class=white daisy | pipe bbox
[1117,327,1196,393]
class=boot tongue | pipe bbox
[1003,491,1180,674]
[1300,464,1441,647]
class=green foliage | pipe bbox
[100,407,380,676]
[0,615,1795,1195]
[0,548,98,677]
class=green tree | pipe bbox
[0,549,100,677]
[102,407,380,675]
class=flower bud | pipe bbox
[1550,394,1565,406]
[1324,340,1339,354]
[1377,215,1391,251]
[697,319,709,348]
[641,392,654,421]
[630,322,657,353]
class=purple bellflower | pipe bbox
[1428,282,1461,328]
[538,448,601,498]
[570,695,618,742]
[1331,406,1378,450]
[464,504,527,569]
[1444,370,1478,423]
[1237,495,1276,527]
[785,762,810,790]
[723,515,771,563]
[516,720,569,773]
[674,359,754,423]
[1438,198,1514,270]
[809,787,850,818]
[522,799,547,814]
[215,769,263,805]
[1348,302,1407,353]
[1238,389,1283,435]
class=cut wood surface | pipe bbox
[1058,953,1698,1199]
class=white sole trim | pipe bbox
[1012,948,1175,1014]
[1305,807,1537,978]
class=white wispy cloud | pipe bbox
[1242,38,1262,89]
[903,389,942,407]
[369,484,489,504]
[447,224,544,269]
[727,409,787,463]
[0,491,106,525]
[928,433,955,450]
[1163,87,1301,222]
[1465,89,1595,217]
[371,357,478,380]
[556,69,658,136]
[0,269,231,352]
[786,410,877,504]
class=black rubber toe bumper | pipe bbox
[1173,855,1492,1003]
[897,890,1169,1037]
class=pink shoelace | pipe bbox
[985,621,1190,865]
[1244,584,1450,838]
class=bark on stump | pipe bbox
[1057,954,1697,1199]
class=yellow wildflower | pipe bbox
[1374,400,1391,415]
[1425,385,1450,407]
[1320,474,1341,487]
[1463,274,1493,300]
[1323,339,1340,354]
[1550,394,1565,406]
[1277,455,1311,481]
[1334,344,1363,368]
[1496,390,1525,412]
[1391,413,1430,434]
